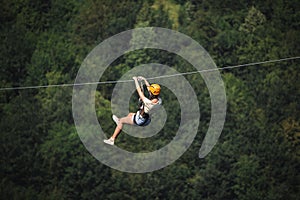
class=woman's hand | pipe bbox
[138,76,150,87]
[137,76,145,81]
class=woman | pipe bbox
[104,76,162,145]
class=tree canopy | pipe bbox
[1,0,299,199]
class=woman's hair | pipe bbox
[149,93,159,100]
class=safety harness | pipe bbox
[135,80,150,126]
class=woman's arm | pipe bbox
[138,76,152,94]
[133,77,146,100]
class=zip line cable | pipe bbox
[0,56,299,91]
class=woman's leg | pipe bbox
[111,113,135,140]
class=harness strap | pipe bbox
[138,80,144,109]
[134,79,152,126]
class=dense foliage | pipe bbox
[1,0,299,199]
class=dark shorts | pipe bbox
[133,111,151,126]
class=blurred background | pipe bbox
[1,0,299,199]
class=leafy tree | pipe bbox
[1,0,299,199]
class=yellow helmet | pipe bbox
[148,84,161,95]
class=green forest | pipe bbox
[1,0,299,199]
